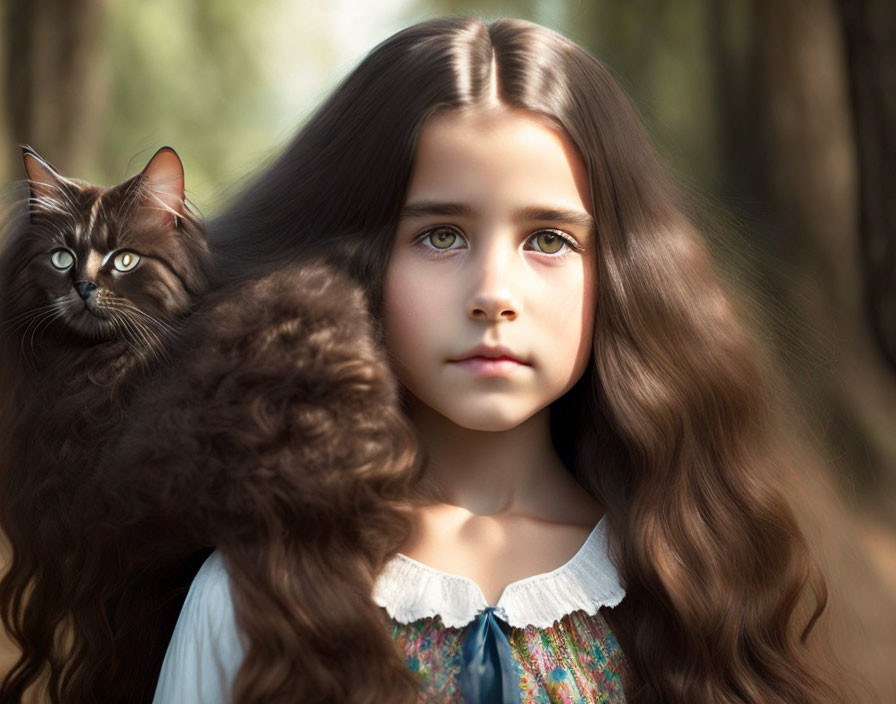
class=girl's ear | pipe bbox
[22,146,69,217]
[140,146,185,227]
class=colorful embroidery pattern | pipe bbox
[388,612,467,703]
[384,608,629,703]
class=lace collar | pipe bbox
[372,515,625,629]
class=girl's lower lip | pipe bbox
[451,357,526,376]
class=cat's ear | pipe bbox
[22,146,69,216]
[140,146,185,227]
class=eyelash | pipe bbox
[414,227,583,261]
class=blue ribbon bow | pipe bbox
[457,606,521,704]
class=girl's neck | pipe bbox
[407,399,582,521]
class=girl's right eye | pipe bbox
[50,249,74,270]
[420,227,463,251]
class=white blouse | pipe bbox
[152,550,246,704]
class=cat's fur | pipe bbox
[71,260,424,702]
[0,150,424,703]
[0,146,211,701]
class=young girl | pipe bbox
[82,15,866,704]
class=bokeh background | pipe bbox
[1,0,894,700]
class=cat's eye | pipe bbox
[112,251,140,272]
[50,249,74,270]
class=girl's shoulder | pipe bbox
[152,550,246,704]
[168,550,239,643]
[177,550,232,603]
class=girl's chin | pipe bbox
[420,403,542,433]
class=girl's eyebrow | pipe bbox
[400,200,595,230]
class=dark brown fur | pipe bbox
[70,262,427,702]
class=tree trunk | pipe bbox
[750,0,896,504]
[836,0,896,374]
[2,0,109,177]
[708,5,896,697]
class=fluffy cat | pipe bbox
[1,146,424,704]
[0,146,211,701]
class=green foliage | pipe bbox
[100,0,278,213]
[95,0,433,214]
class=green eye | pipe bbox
[426,228,459,250]
[113,251,140,272]
[531,231,567,254]
[50,249,74,270]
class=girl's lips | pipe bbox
[450,356,527,376]
[451,344,528,365]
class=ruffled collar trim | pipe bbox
[372,515,625,629]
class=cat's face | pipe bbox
[5,147,209,345]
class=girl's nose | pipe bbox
[465,240,522,322]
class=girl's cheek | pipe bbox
[384,264,429,353]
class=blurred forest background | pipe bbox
[1,0,894,700]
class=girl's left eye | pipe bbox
[112,251,140,272]
[418,228,578,255]
[529,230,572,254]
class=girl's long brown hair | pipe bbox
[5,16,867,703]
[206,16,863,702]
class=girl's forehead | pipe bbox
[407,106,593,215]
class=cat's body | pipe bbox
[0,147,211,702]
[0,148,423,704]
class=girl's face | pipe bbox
[383,106,596,432]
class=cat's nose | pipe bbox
[74,281,97,300]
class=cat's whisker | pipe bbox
[128,307,181,339]
[139,322,167,367]
[115,302,177,334]
[132,318,172,357]
[111,309,147,352]
[112,316,148,364]
[106,310,143,356]
[138,318,167,363]
[29,302,68,354]
[21,301,67,359]
[102,299,181,340]
[104,306,142,346]
[100,300,153,340]
[18,311,47,356]
[127,317,156,354]
[113,308,163,362]
[1,300,68,332]
[15,299,66,339]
